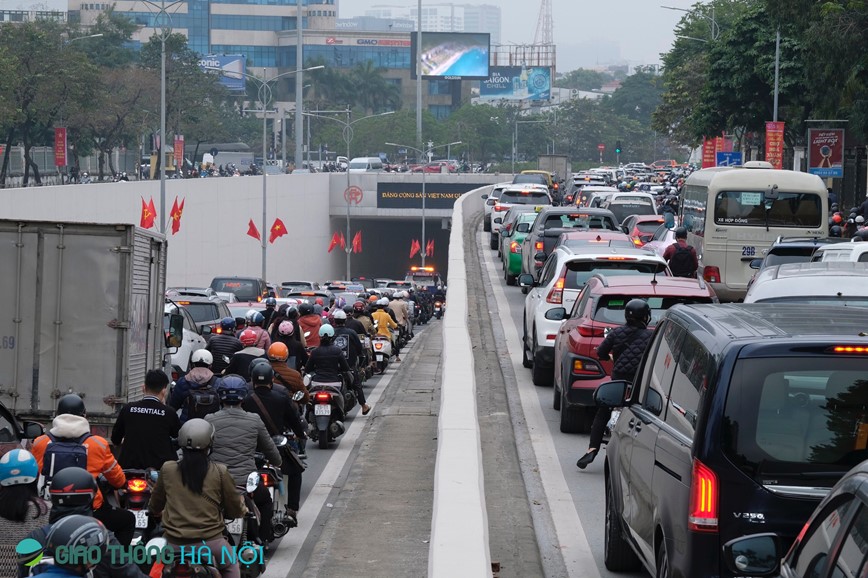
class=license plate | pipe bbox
[226,518,243,535]
[314,404,331,416]
[134,510,149,529]
[376,354,384,361]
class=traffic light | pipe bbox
[615,140,622,154]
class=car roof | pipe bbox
[588,274,713,296]
[167,294,223,304]
[815,242,868,254]
[538,206,615,216]
[756,261,868,281]
[501,184,549,193]
[560,230,630,240]
[556,245,665,261]
[630,215,666,223]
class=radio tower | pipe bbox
[534,0,553,45]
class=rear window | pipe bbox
[636,221,664,234]
[179,303,221,323]
[749,296,868,308]
[593,295,713,326]
[544,213,617,231]
[714,191,822,227]
[563,260,666,290]
[607,201,655,224]
[723,358,868,486]
[210,278,262,301]
[562,239,636,251]
[514,174,548,185]
[501,191,550,204]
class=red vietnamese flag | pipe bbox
[339,232,346,251]
[327,231,340,253]
[246,219,261,241]
[269,218,288,244]
[426,239,434,257]
[140,196,156,229]
[170,197,185,235]
[351,231,362,253]
[410,239,421,259]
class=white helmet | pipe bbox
[377,298,389,307]
[245,309,258,322]
[191,349,213,366]
[332,309,347,320]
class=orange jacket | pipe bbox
[32,414,126,509]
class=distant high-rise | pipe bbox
[363,3,501,44]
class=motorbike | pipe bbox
[304,373,354,449]
[371,335,392,374]
[256,434,295,538]
[361,334,374,380]
[224,472,266,577]
[434,300,445,319]
[120,468,160,544]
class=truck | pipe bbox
[538,154,572,181]
[0,220,179,432]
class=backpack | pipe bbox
[669,243,696,277]
[42,432,91,481]
[186,381,221,419]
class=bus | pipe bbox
[680,161,828,302]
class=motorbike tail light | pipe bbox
[260,472,274,487]
[703,266,721,284]
[577,323,605,338]
[374,342,384,350]
[127,478,148,493]
[314,392,331,403]
[688,458,719,533]
[510,241,521,254]
[546,274,565,304]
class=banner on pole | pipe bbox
[807,128,844,178]
[701,138,716,169]
[765,122,785,170]
[54,128,67,167]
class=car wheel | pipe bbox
[505,269,516,286]
[559,405,587,433]
[553,381,561,410]
[489,234,498,250]
[521,286,529,295]
[522,320,533,369]
[483,216,491,232]
[656,537,671,578]
[604,474,642,571]
[531,333,553,387]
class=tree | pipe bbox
[606,69,663,126]
[555,68,611,91]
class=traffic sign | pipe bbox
[597,143,605,151]
[716,152,743,167]
[344,185,364,205]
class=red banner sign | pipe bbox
[701,138,716,168]
[54,128,67,167]
[173,135,184,169]
[765,121,785,170]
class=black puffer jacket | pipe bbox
[596,324,653,380]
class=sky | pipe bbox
[338,0,702,72]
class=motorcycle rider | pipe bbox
[353,300,374,335]
[261,297,278,330]
[169,349,220,422]
[576,299,653,470]
[273,320,309,372]
[298,302,323,348]
[206,317,243,374]
[112,369,181,469]
[246,311,271,350]
[206,376,281,546]
[31,394,135,546]
[388,291,410,338]
[224,328,267,380]
[343,304,367,336]
[0,449,50,578]
[331,310,370,415]
[242,364,306,529]
[305,325,370,414]
[663,227,698,278]
[433,284,446,303]
[268,342,309,404]
[150,419,246,578]
[31,515,111,578]
[372,298,400,362]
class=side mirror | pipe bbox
[593,380,631,408]
[723,534,780,576]
[493,217,503,224]
[544,307,567,321]
[516,223,530,233]
[518,274,536,288]
[165,313,184,349]
[23,421,44,439]
[271,434,288,447]
[749,258,763,270]
[303,373,312,387]
[621,225,629,234]
[481,194,488,199]
[534,252,546,262]
[201,325,212,336]
[292,390,305,402]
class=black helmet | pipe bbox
[46,515,109,571]
[248,357,271,378]
[343,304,354,315]
[286,305,299,320]
[624,299,651,327]
[57,394,85,417]
[674,226,687,239]
[299,303,314,316]
[830,225,843,238]
[49,467,97,507]
[250,363,274,388]
[264,297,277,308]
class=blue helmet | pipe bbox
[220,317,236,331]
[319,324,335,338]
[264,297,277,308]
[216,375,248,404]
[0,449,38,486]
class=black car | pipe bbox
[595,303,868,577]
[209,276,268,302]
[166,294,229,340]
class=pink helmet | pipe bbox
[278,320,294,336]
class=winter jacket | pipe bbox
[206,334,243,374]
[149,460,245,543]
[596,324,653,380]
[248,326,271,350]
[111,395,181,469]
[205,406,281,485]
[305,344,351,383]
[333,326,363,367]
[371,309,397,339]
[223,347,266,380]
[388,300,409,325]
[1,500,49,577]
[31,415,125,509]
[168,367,219,422]
[270,360,309,404]
[242,387,305,439]
[298,315,322,348]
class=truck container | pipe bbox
[538,154,571,180]
[0,220,170,430]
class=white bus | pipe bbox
[680,161,828,301]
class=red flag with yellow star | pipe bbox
[269,218,288,244]
[170,197,185,235]
[140,196,156,229]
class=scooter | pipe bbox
[120,468,160,544]
[256,435,295,538]
[434,300,445,319]
[224,472,266,577]
[304,373,350,449]
[371,335,392,374]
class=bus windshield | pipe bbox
[714,191,822,228]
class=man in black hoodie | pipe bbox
[224,328,267,380]
[112,370,180,469]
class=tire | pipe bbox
[656,537,671,578]
[505,268,516,286]
[531,334,553,387]
[553,382,561,410]
[559,405,587,433]
[489,234,498,250]
[318,428,329,450]
[604,475,642,572]
[521,286,529,295]
[522,321,533,369]
[483,216,491,232]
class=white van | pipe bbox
[811,240,868,262]
[348,157,384,173]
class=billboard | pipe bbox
[411,32,490,79]
[765,121,785,170]
[377,182,477,209]
[199,55,246,91]
[479,66,551,101]
[808,128,844,178]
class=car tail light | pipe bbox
[632,238,644,247]
[535,241,544,251]
[494,205,509,212]
[688,458,718,532]
[703,266,721,284]
[546,275,565,304]
[127,478,148,493]
[314,392,331,403]
[577,323,605,338]
[831,345,868,354]
[215,326,223,334]
[571,359,604,376]
[510,241,521,254]
[596,256,636,261]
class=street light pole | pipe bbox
[661,4,719,41]
[295,0,304,171]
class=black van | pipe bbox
[595,304,868,578]
[209,276,268,302]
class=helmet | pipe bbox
[178,418,215,450]
[830,225,843,238]
[299,303,314,316]
[220,317,236,331]
[250,363,274,387]
[248,357,270,376]
[368,295,378,303]
[278,320,294,336]
[46,515,109,570]
[49,467,97,507]
[334,297,346,309]
[239,329,257,346]
[0,449,38,486]
[343,304,354,315]
[319,324,335,338]
[377,298,389,307]
[286,305,299,320]
[216,375,248,404]
[245,309,258,322]
[191,349,213,367]
[832,214,843,224]
[315,297,324,306]
[250,312,265,327]
[268,342,289,361]
[353,301,366,312]
[674,226,687,239]
[857,216,865,224]
[332,309,347,322]
[264,297,277,308]
[624,299,652,327]
[57,394,86,417]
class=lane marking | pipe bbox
[479,232,602,578]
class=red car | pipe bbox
[621,214,665,247]
[550,275,717,433]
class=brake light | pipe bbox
[510,241,521,253]
[571,359,604,376]
[632,238,643,246]
[215,326,223,334]
[703,266,721,284]
[832,346,868,354]
[546,275,565,304]
[127,478,148,493]
[688,459,718,532]
[260,473,274,487]
[374,342,384,350]
[494,205,509,212]
[314,392,331,403]
[535,241,544,251]
[577,323,605,338]
[596,256,636,261]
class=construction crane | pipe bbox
[534,0,553,45]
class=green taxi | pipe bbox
[500,211,540,286]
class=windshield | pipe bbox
[763,248,818,267]
[593,295,713,325]
[180,303,221,323]
[501,191,549,204]
[563,261,665,290]
[714,191,822,227]
[723,358,868,486]
[636,221,665,234]
[543,213,617,231]
[210,278,261,301]
[751,296,868,307]
[348,161,369,170]
[607,202,656,224]
[514,174,547,185]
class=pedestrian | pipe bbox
[662,226,698,278]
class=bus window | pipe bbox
[714,191,822,228]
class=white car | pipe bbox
[641,224,678,257]
[519,246,668,386]
[482,182,513,232]
[811,240,868,263]
[489,185,551,250]
[744,262,868,305]
[164,303,207,379]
